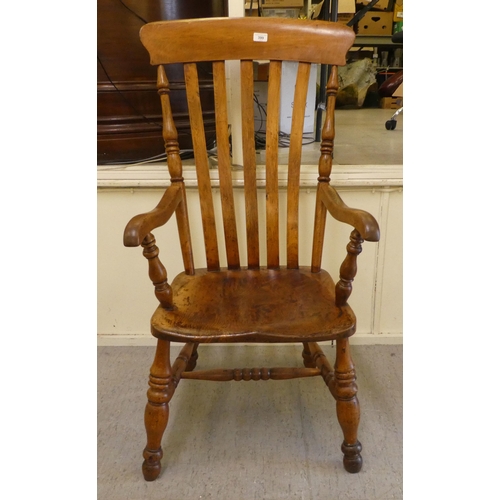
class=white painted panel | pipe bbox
[98,182,402,344]
[377,189,403,334]
[97,190,184,336]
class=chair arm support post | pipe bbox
[335,229,363,307]
[123,184,182,247]
[141,233,173,309]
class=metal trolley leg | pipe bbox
[385,107,403,130]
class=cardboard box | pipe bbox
[338,0,356,13]
[336,0,355,24]
[261,8,301,18]
[309,0,353,20]
[357,11,393,35]
[261,0,303,7]
[357,0,392,11]
[380,96,402,109]
[393,2,403,21]
[337,13,353,25]
[245,0,259,16]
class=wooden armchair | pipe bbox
[123,17,380,481]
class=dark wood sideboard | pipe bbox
[97,0,228,164]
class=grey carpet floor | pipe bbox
[98,344,402,500]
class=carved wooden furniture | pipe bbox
[123,17,380,481]
[97,0,227,164]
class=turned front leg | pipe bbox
[143,339,175,481]
[334,338,362,473]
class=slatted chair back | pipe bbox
[139,17,355,273]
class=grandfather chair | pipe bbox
[124,17,380,481]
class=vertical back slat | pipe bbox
[212,61,240,269]
[184,62,220,271]
[311,66,339,272]
[287,62,311,269]
[240,60,260,269]
[265,61,282,269]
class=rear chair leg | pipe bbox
[185,343,199,372]
[142,339,175,481]
[334,338,363,473]
[301,342,316,368]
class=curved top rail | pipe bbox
[140,17,355,66]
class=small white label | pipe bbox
[253,32,268,42]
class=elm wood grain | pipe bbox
[142,339,174,481]
[181,366,321,381]
[124,183,182,247]
[171,342,197,383]
[185,344,199,372]
[139,18,355,65]
[184,62,220,271]
[307,341,363,472]
[159,65,195,275]
[336,230,363,307]
[318,183,379,242]
[212,61,240,270]
[240,60,260,269]
[265,61,282,269]
[123,18,381,481]
[311,67,339,273]
[334,338,363,474]
[144,339,199,481]
[286,62,311,269]
[141,233,173,309]
[150,268,356,344]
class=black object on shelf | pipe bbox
[315,0,339,142]
[315,0,381,142]
[346,0,380,27]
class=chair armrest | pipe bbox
[319,183,380,242]
[123,183,183,247]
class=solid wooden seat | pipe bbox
[151,267,356,343]
[123,17,380,482]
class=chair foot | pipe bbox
[341,440,363,473]
[142,449,163,481]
